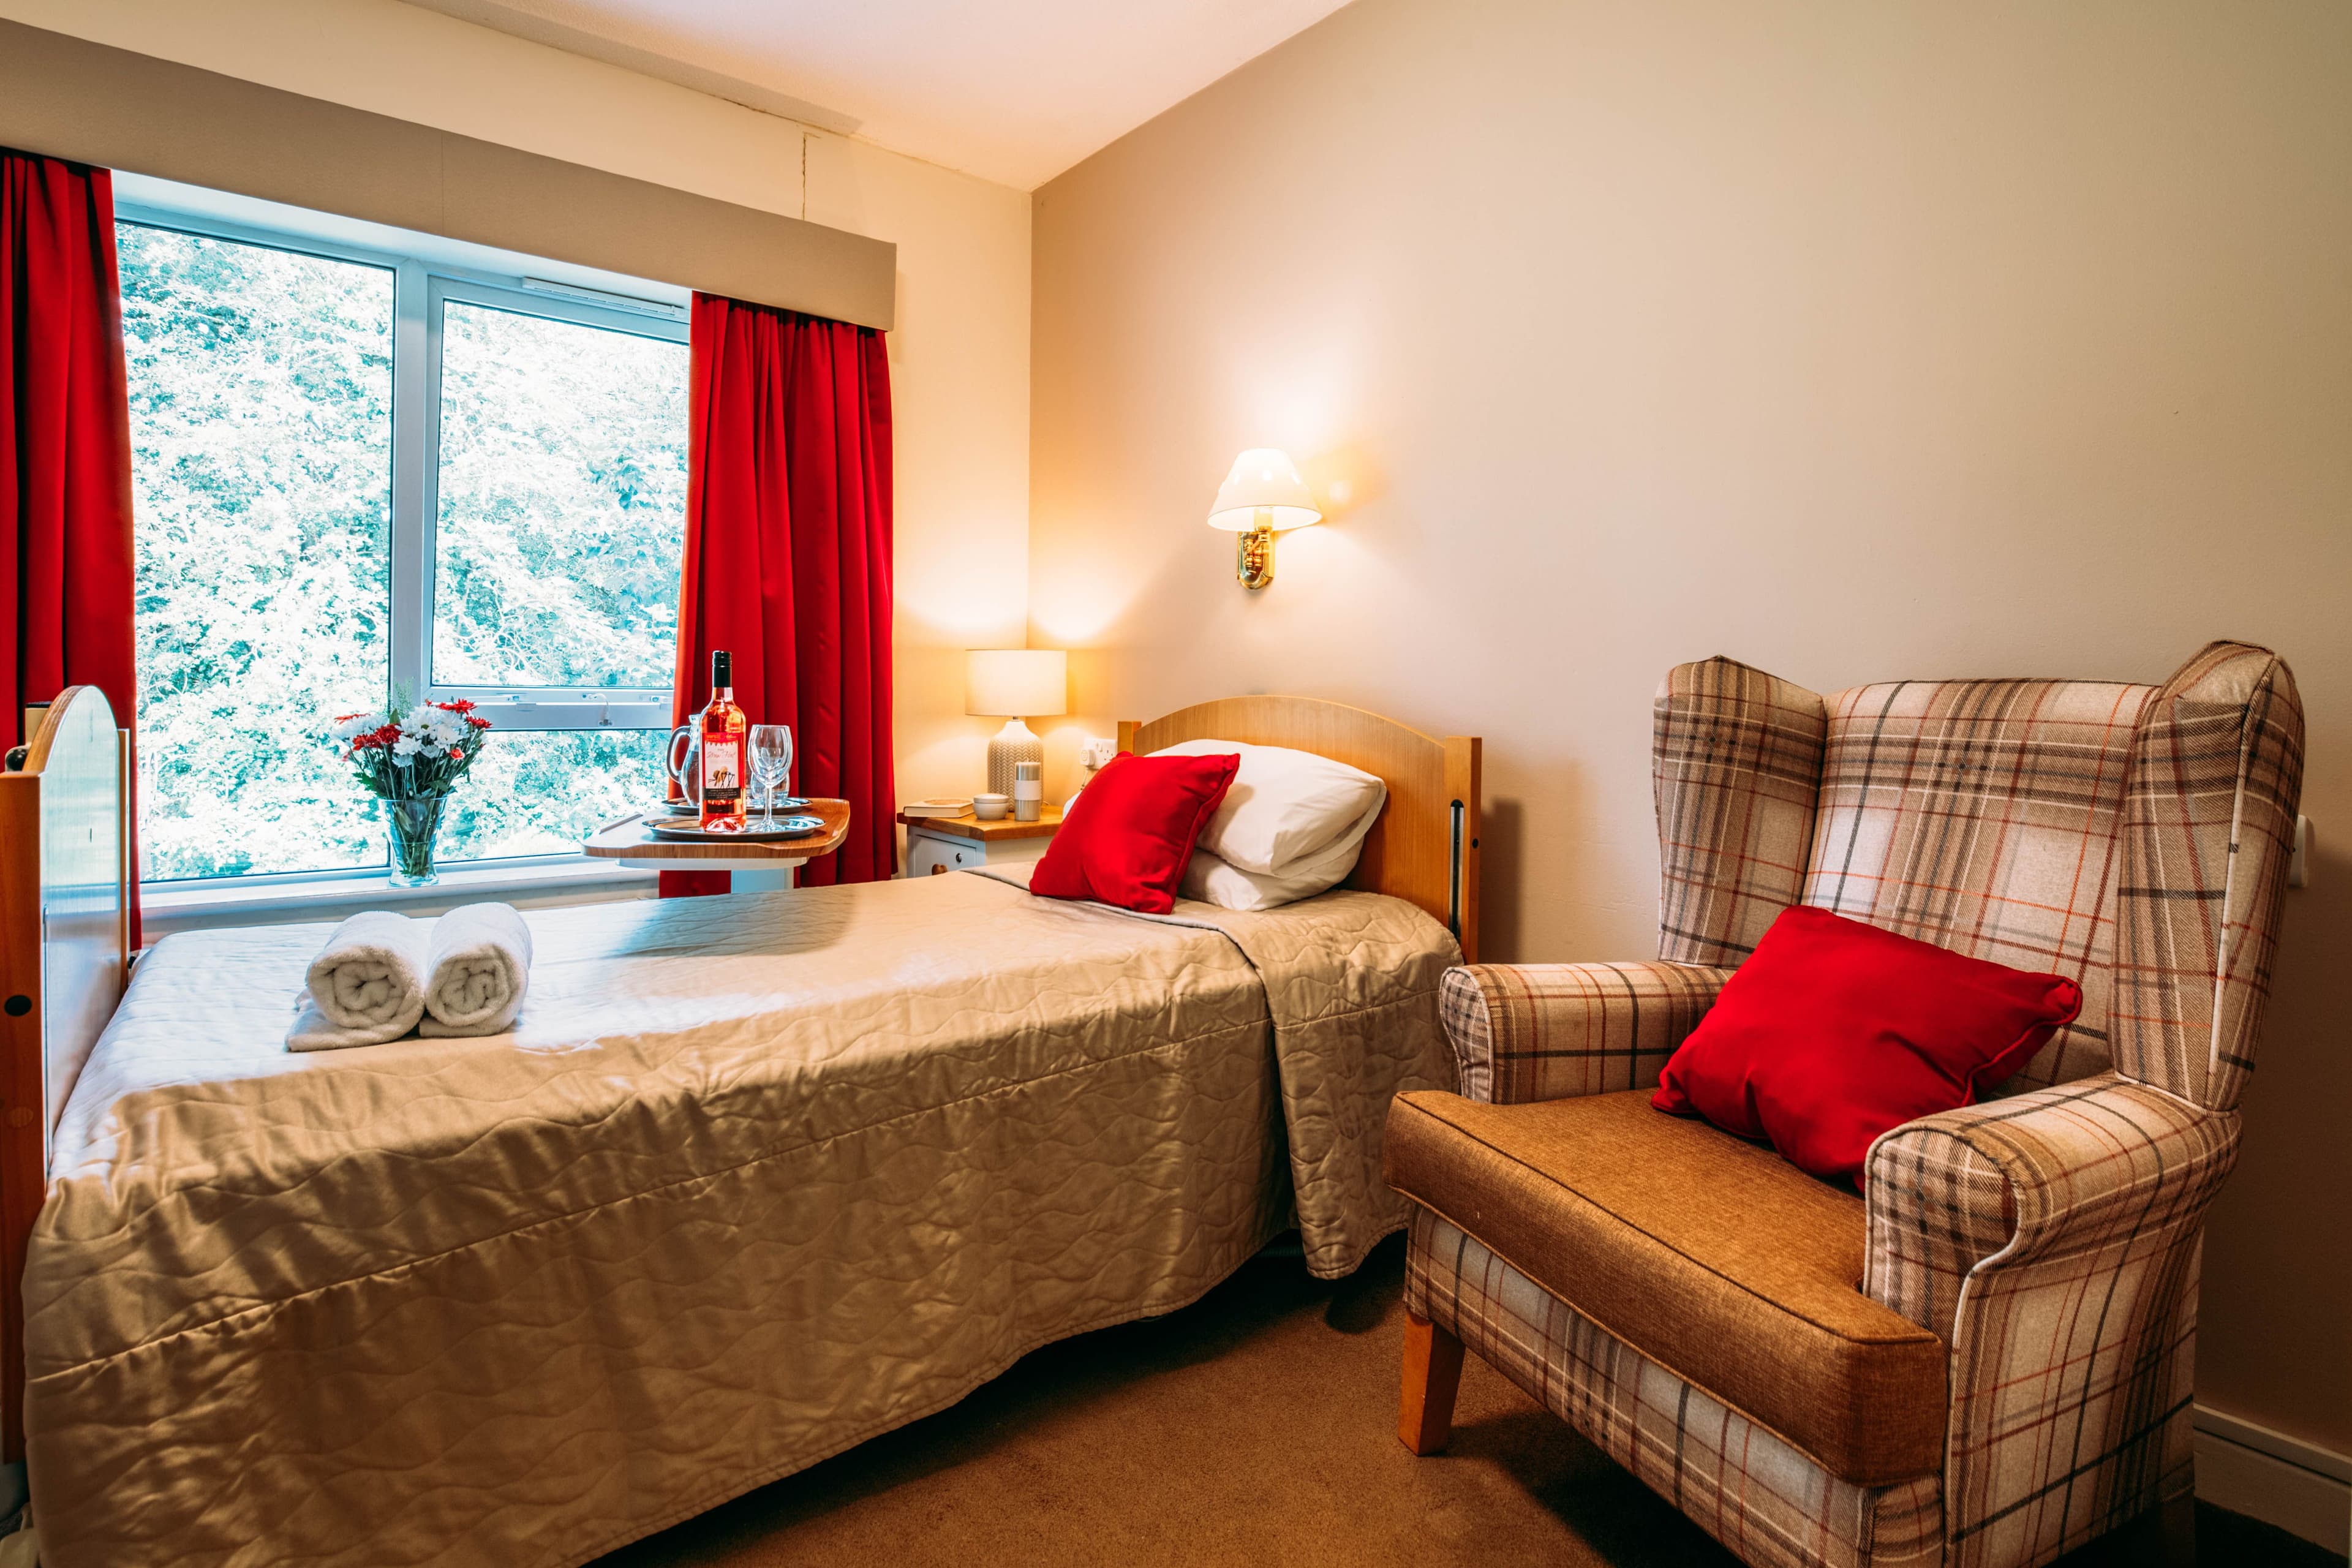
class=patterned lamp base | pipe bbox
[989,718,1044,797]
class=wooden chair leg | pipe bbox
[1398,1310,1466,1455]
[2156,1488,2196,1568]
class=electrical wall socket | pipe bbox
[1080,737,1118,771]
[2287,814,2312,888]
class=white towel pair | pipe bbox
[288,903,534,1052]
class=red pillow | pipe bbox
[1652,905,2082,1185]
[1028,751,1240,914]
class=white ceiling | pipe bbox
[401,0,1353,191]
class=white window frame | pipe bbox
[116,198,692,893]
[410,274,686,734]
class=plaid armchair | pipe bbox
[1384,642,2304,1568]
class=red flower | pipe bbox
[439,698,477,713]
[466,715,492,729]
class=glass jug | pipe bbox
[666,723,701,804]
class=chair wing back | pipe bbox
[1801,676,2156,1090]
[1653,643,2304,1103]
[1651,657,1827,967]
[2113,641,2304,1110]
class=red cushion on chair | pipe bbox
[1029,751,1240,914]
[1651,905,2083,1185]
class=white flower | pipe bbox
[393,735,423,758]
[331,713,385,741]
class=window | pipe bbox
[120,205,690,884]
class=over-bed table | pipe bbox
[0,689,1479,1567]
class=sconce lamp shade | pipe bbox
[966,649,1068,717]
[1206,448,1321,532]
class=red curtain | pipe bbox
[662,293,896,897]
[1,148,138,946]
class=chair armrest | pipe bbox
[1438,961,1730,1105]
[1862,1073,2239,1559]
[1862,1072,2238,1338]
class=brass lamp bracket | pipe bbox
[1236,508,1276,589]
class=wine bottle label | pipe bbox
[702,737,744,800]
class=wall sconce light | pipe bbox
[1206,448,1322,590]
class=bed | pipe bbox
[1,687,1479,1568]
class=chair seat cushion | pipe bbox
[1385,1088,1947,1485]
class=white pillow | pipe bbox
[1178,834,1364,911]
[1149,739,1385,876]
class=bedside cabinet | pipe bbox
[899,806,1063,876]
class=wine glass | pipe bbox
[750,725,793,826]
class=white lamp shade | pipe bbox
[1207,448,1322,532]
[966,649,1068,717]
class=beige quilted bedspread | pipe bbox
[23,872,1455,1567]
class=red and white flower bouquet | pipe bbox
[330,699,493,884]
[333,698,493,799]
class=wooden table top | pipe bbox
[894,804,1063,842]
[584,798,852,862]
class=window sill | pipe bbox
[141,857,658,941]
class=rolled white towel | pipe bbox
[418,902,533,1038]
[288,911,429,1052]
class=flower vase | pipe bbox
[385,796,447,886]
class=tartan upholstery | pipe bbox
[1408,1208,1943,1568]
[1438,961,1730,1104]
[1412,643,2304,1568]
[1655,658,1828,966]
[1803,677,2155,1091]
[1862,1075,2235,1568]
[1390,1088,1948,1483]
[2111,643,2304,1110]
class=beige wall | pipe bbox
[1032,0,2352,1453]
[0,0,1032,809]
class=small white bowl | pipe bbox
[972,794,1011,820]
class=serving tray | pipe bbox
[645,813,827,842]
[650,796,809,818]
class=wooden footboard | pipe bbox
[0,688,130,1459]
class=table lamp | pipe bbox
[1207,448,1322,589]
[967,649,1068,795]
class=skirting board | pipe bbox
[2194,1404,2351,1556]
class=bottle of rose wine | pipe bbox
[699,650,748,830]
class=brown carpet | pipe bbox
[595,1235,2329,1568]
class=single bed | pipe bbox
[1,688,1479,1568]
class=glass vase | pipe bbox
[384,796,447,886]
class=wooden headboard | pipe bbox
[0,687,130,1460]
[1118,696,1481,962]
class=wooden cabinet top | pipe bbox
[896,805,1063,842]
